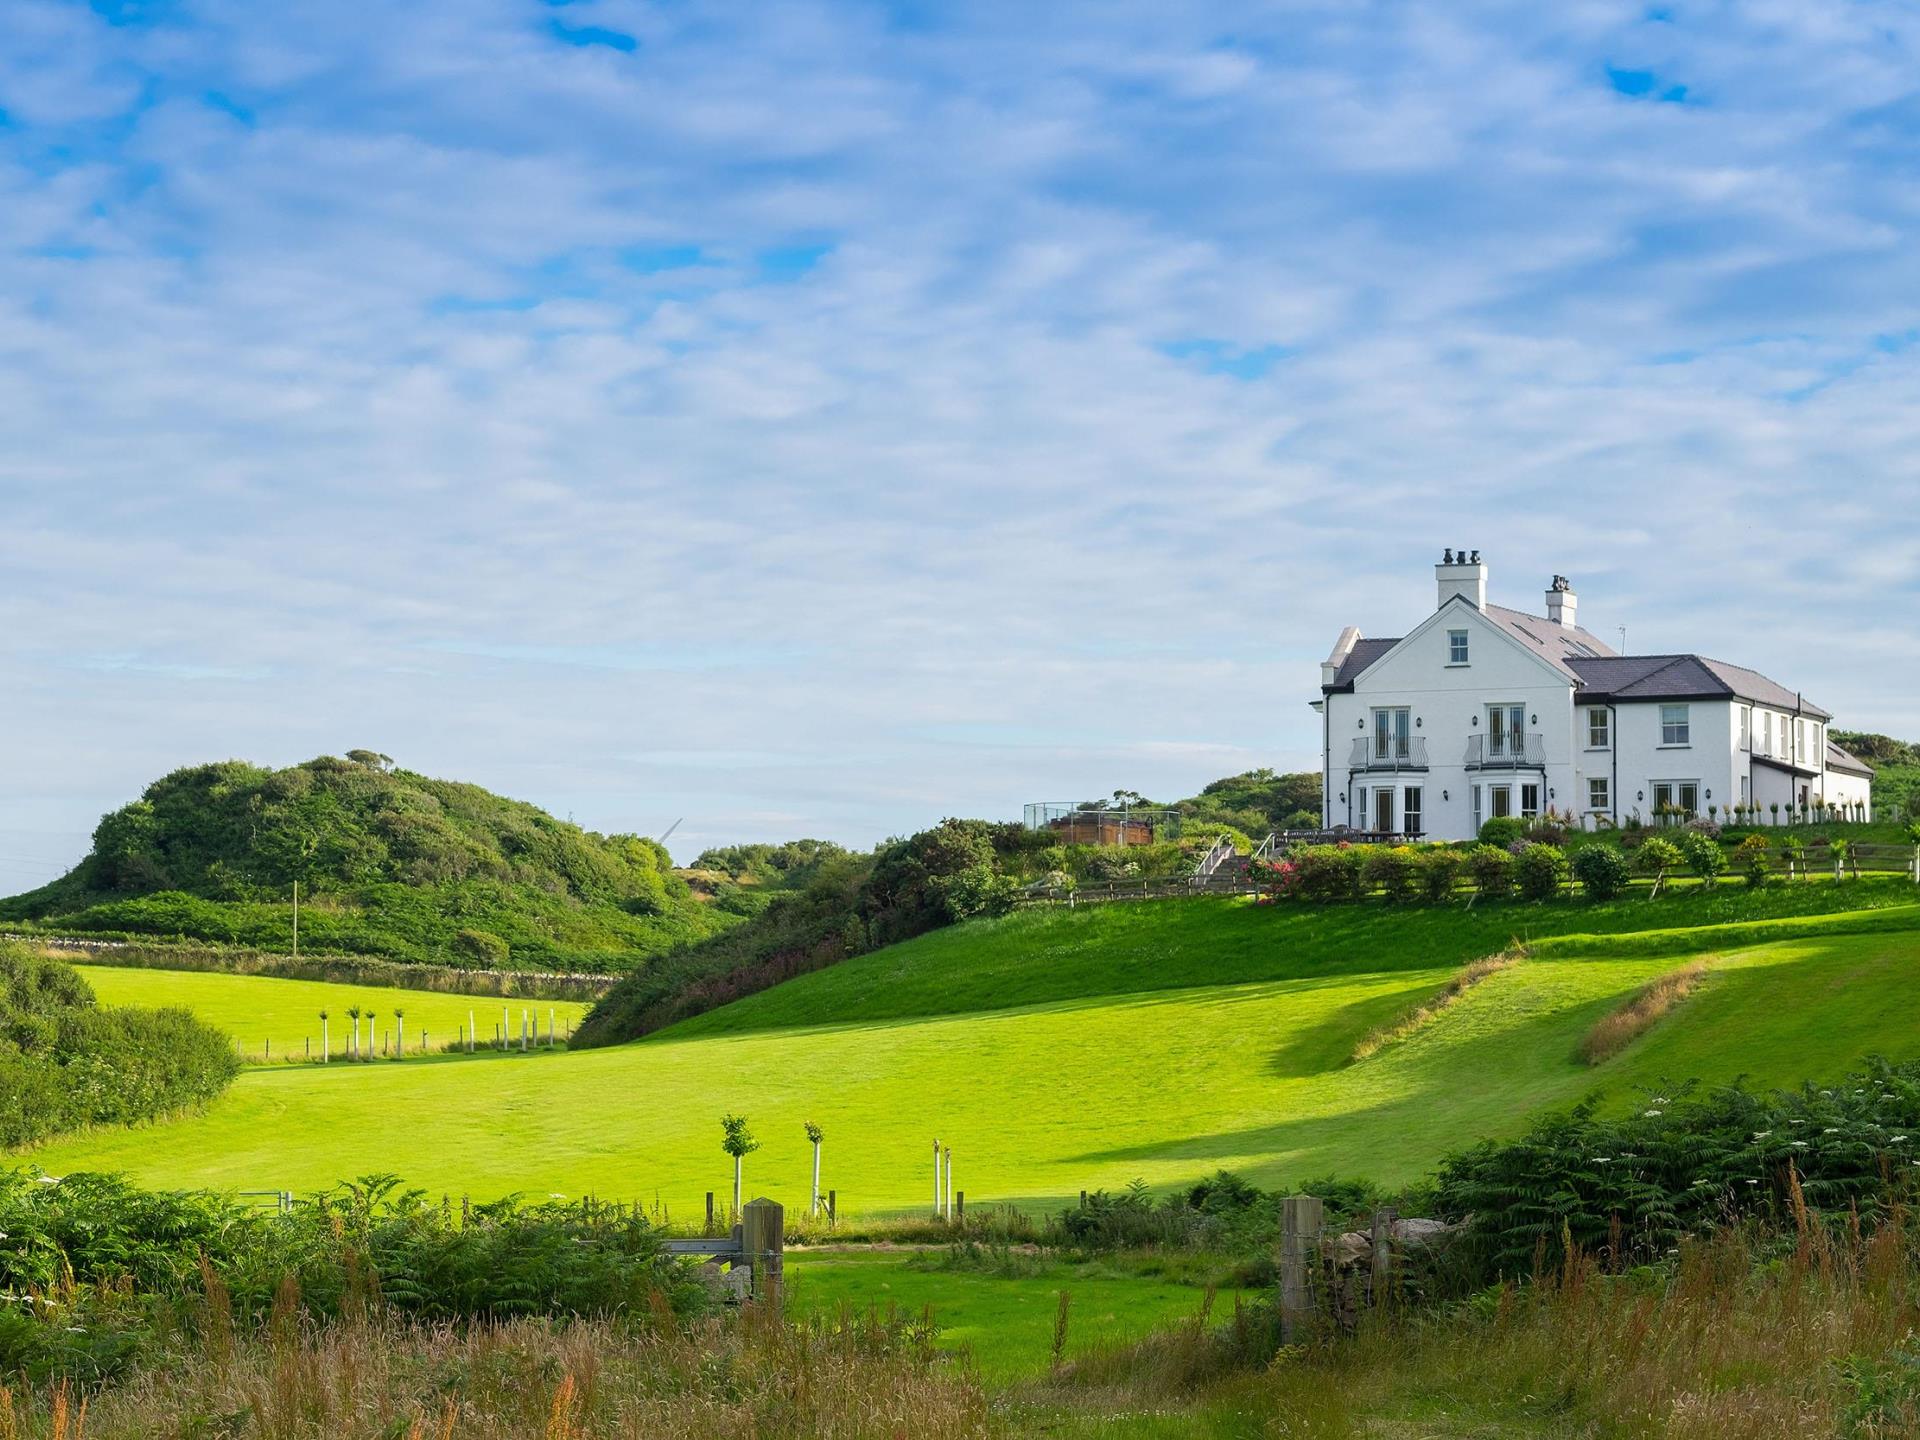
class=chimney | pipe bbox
[1322,626,1361,687]
[1546,574,1577,629]
[1435,547,1487,610]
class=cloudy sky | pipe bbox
[3,0,1918,882]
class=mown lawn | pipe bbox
[74,964,593,1061]
[786,1250,1235,1382]
[28,901,1920,1209]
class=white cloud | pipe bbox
[0,0,1917,868]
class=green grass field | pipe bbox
[74,964,594,1061]
[28,890,1920,1210]
[786,1250,1236,1381]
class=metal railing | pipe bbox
[1464,733,1547,769]
[1191,834,1239,878]
[1348,735,1429,772]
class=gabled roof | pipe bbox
[1568,654,1832,720]
[1827,740,1875,778]
[1327,637,1399,690]
[1320,599,1616,693]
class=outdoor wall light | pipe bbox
[1637,790,1645,803]
[1339,792,1347,803]
[1548,788,1555,800]
[1358,719,1365,729]
[1415,717,1423,728]
[1705,789,1713,800]
[1442,790,1449,801]
[1531,713,1538,724]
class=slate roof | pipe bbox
[1483,603,1618,679]
[1826,740,1875,777]
[1567,654,1832,720]
[1328,636,1399,689]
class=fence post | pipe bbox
[956,1191,965,1223]
[828,1189,836,1224]
[1370,1205,1396,1307]
[741,1197,784,1309]
[1280,1194,1324,1343]
[706,1191,716,1236]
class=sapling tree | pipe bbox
[346,1006,361,1061]
[394,1007,405,1058]
[319,1009,330,1064]
[804,1121,824,1214]
[721,1114,759,1217]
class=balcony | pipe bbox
[1465,733,1547,770]
[1349,735,1429,773]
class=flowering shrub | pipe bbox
[1734,834,1771,888]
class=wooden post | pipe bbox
[1370,1206,1396,1307]
[933,1139,941,1218]
[1280,1194,1324,1343]
[943,1146,952,1220]
[827,1189,836,1224]
[469,1010,476,1053]
[265,1038,270,1061]
[706,1191,715,1236]
[956,1191,965,1222]
[741,1197,783,1309]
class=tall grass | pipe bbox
[1046,1222,1920,1438]
[0,1308,988,1438]
[1578,957,1712,1064]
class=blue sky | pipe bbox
[3,0,1919,882]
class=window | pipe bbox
[1489,785,1513,819]
[1448,630,1469,664]
[1372,707,1411,760]
[1472,786,1483,832]
[1660,703,1690,746]
[1653,781,1699,818]
[1486,703,1525,759]
[1374,788,1394,832]
[1403,786,1423,837]
[1520,783,1540,819]
[1738,705,1751,752]
[1588,776,1610,812]
[1587,707,1610,749]
[1357,786,1366,825]
[1760,710,1773,756]
[1796,719,1808,761]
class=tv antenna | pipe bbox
[1617,626,1627,654]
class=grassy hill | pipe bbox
[0,755,731,973]
[25,884,1920,1208]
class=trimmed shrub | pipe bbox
[1734,833,1772,888]
[1465,845,1514,899]
[1287,845,1364,902]
[1514,843,1570,900]
[1637,836,1683,885]
[1673,829,1726,886]
[1570,844,1632,900]
[1361,847,1419,902]
[1477,817,1527,848]
[1417,848,1463,903]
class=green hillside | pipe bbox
[26,887,1920,1208]
[0,755,730,973]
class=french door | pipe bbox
[1373,788,1394,832]
[1486,703,1525,759]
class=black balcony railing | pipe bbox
[1464,733,1547,769]
[1349,735,1429,772]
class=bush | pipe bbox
[1673,829,1727,886]
[1570,844,1632,900]
[1514,843,1570,900]
[1465,845,1514,899]
[1285,846,1365,902]
[1417,848,1463,902]
[1734,833,1772,888]
[1637,836,1683,883]
[1477,817,1527,848]
[1361,847,1419,902]
[451,928,510,967]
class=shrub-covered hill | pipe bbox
[0,942,236,1148]
[0,755,731,973]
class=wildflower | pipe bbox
[1746,1179,1759,1185]
[1791,1141,1809,1149]
[1644,1109,1663,1117]
[1593,1157,1612,1164]
[1893,1137,1909,1144]
[1824,1128,1839,1134]
[1752,1131,1771,1140]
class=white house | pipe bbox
[1312,552,1874,841]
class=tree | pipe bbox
[345,1005,361,1060]
[721,1113,759,1216]
[318,1008,330,1064]
[346,750,394,771]
[393,1007,405,1058]
[805,1121,825,1214]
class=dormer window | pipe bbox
[1448,630,1469,665]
